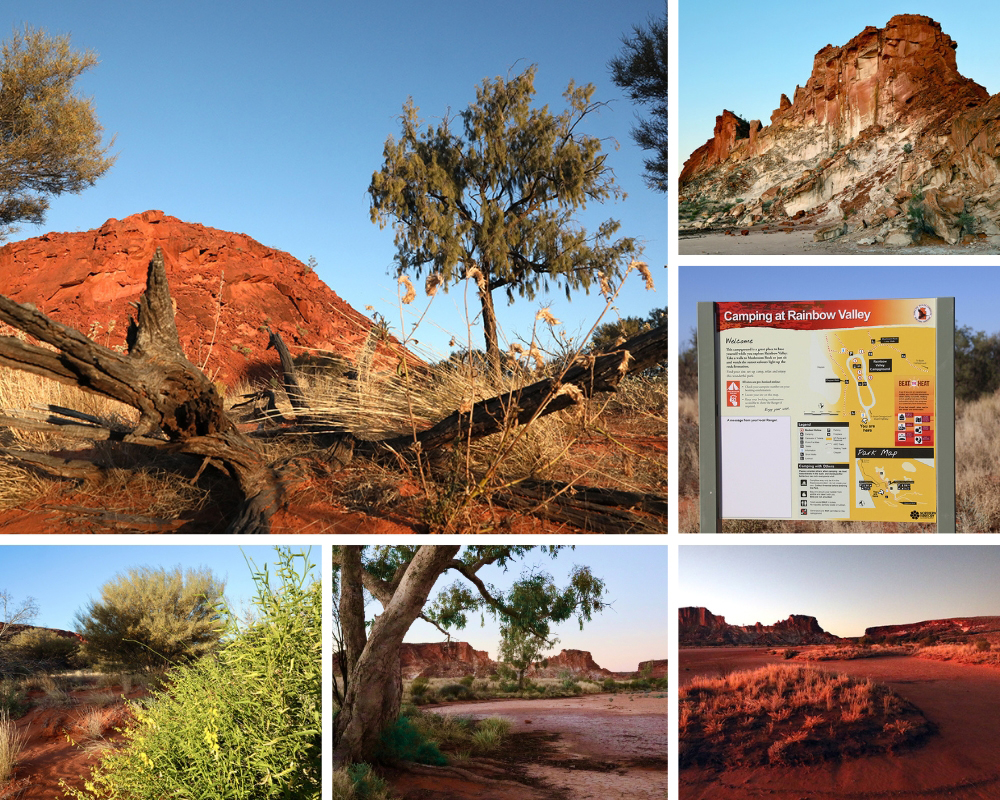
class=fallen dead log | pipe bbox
[494,479,668,534]
[0,249,667,533]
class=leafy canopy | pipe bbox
[74,565,226,670]
[609,8,668,192]
[0,26,116,239]
[369,66,638,365]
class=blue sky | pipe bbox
[678,265,1000,348]
[680,545,1000,638]
[3,1,666,361]
[401,545,667,672]
[680,2,1000,163]
[0,545,317,632]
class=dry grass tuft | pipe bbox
[0,709,26,784]
[680,664,933,768]
[915,643,1000,666]
[956,390,1000,532]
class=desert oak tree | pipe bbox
[0,27,115,240]
[369,66,638,375]
[75,566,226,670]
[331,545,607,766]
[609,7,668,192]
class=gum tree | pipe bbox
[369,66,638,376]
[331,545,606,766]
[0,27,116,240]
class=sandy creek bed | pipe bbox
[385,693,667,800]
[681,648,1000,799]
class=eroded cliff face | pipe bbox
[679,606,842,646]
[865,616,1000,642]
[399,642,496,680]
[679,15,1000,246]
[528,648,613,680]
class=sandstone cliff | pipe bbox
[679,15,1000,246]
[679,606,842,646]
[527,648,614,681]
[865,615,1000,643]
[399,641,495,680]
[0,211,415,385]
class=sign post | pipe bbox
[698,297,955,532]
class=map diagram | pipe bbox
[815,327,935,519]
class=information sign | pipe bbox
[697,298,955,530]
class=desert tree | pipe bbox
[75,565,226,670]
[497,619,557,690]
[609,6,668,192]
[331,545,607,766]
[369,65,639,377]
[0,26,116,240]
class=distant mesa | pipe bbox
[398,641,660,681]
[680,14,1000,246]
[679,606,843,646]
[0,210,418,386]
[866,615,1000,643]
[0,623,84,643]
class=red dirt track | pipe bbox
[681,648,1000,799]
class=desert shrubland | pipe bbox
[680,664,933,767]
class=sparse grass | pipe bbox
[680,664,933,768]
[956,391,1000,532]
[404,675,605,704]
[0,710,26,785]
[791,645,913,661]
[915,643,1000,666]
[403,708,511,759]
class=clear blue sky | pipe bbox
[678,265,1000,348]
[680,2,1000,164]
[4,1,666,361]
[401,545,667,672]
[0,545,318,632]
[680,545,1000,639]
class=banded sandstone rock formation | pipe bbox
[680,15,1000,246]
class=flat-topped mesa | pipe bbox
[528,648,614,680]
[399,641,496,680]
[678,15,1000,245]
[865,615,1000,642]
[679,606,842,646]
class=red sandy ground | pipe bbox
[680,647,1000,799]
[5,683,145,800]
[385,694,668,800]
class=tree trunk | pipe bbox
[478,283,502,382]
[332,546,460,766]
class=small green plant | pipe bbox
[342,763,390,800]
[958,208,977,237]
[902,141,913,154]
[437,683,472,701]
[470,717,511,753]
[0,680,27,718]
[458,674,475,688]
[376,715,447,766]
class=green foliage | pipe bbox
[902,141,913,154]
[75,565,226,670]
[958,209,977,236]
[341,763,390,800]
[369,66,638,367]
[0,680,26,718]
[437,683,472,701]
[458,674,475,688]
[409,677,429,697]
[376,715,447,766]
[591,306,667,377]
[955,325,1000,401]
[602,677,618,691]
[0,27,116,240]
[498,622,555,689]
[64,548,321,800]
[609,7,668,191]
[6,628,79,671]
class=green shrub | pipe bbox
[499,680,519,693]
[63,548,321,800]
[0,681,26,719]
[438,683,472,700]
[975,637,991,652]
[602,678,618,691]
[7,628,80,671]
[408,677,429,698]
[458,674,475,688]
[376,715,447,766]
[470,717,511,753]
[342,763,390,800]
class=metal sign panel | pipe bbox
[698,298,955,530]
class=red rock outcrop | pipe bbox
[0,211,417,386]
[679,606,843,646]
[399,641,496,680]
[678,15,1000,246]
[865,616,1000,642]
[678,111,751,184]
[527,648,613,680]
[637,658,667,680]
[0,623,84,643]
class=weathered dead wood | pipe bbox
[494,479,668,534]
[0,448,106,480]
[266,326,308,413]
[360,322,668,458]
